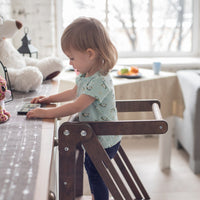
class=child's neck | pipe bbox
[85,67,99,77]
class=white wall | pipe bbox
[0,0,57,58]
[0,0,11,18]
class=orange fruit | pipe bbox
[130,66,139,74]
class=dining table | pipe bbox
[113,68,185,170]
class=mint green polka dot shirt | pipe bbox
[76,72,122,149]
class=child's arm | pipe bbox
[26,94,95,119]
[31,85,77,104]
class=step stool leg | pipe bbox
[59,146,76,200]
[118,146,150,199]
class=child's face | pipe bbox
[65,48,97,76]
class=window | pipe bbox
[62,0,198,58]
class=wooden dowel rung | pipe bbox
[152,103,162,120]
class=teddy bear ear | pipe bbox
[0,16,4,25]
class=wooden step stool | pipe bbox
[58,100,168,200]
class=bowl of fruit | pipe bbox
[116,66,142,79]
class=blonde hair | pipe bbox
[61,17,118,75]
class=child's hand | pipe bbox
[26,108,47,119]
[31,96,51,104]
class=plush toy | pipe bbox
[0,75,11,123]
[0,17,64,92]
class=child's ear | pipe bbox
[86,48,96,60]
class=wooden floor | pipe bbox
[80,136,200,200]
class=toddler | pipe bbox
[27,17,121,200]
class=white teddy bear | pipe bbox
[0,17,64,92]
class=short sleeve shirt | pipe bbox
[76,72,122,148]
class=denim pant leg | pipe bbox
[84,142,120,200]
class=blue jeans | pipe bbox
[84,142,120,200]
